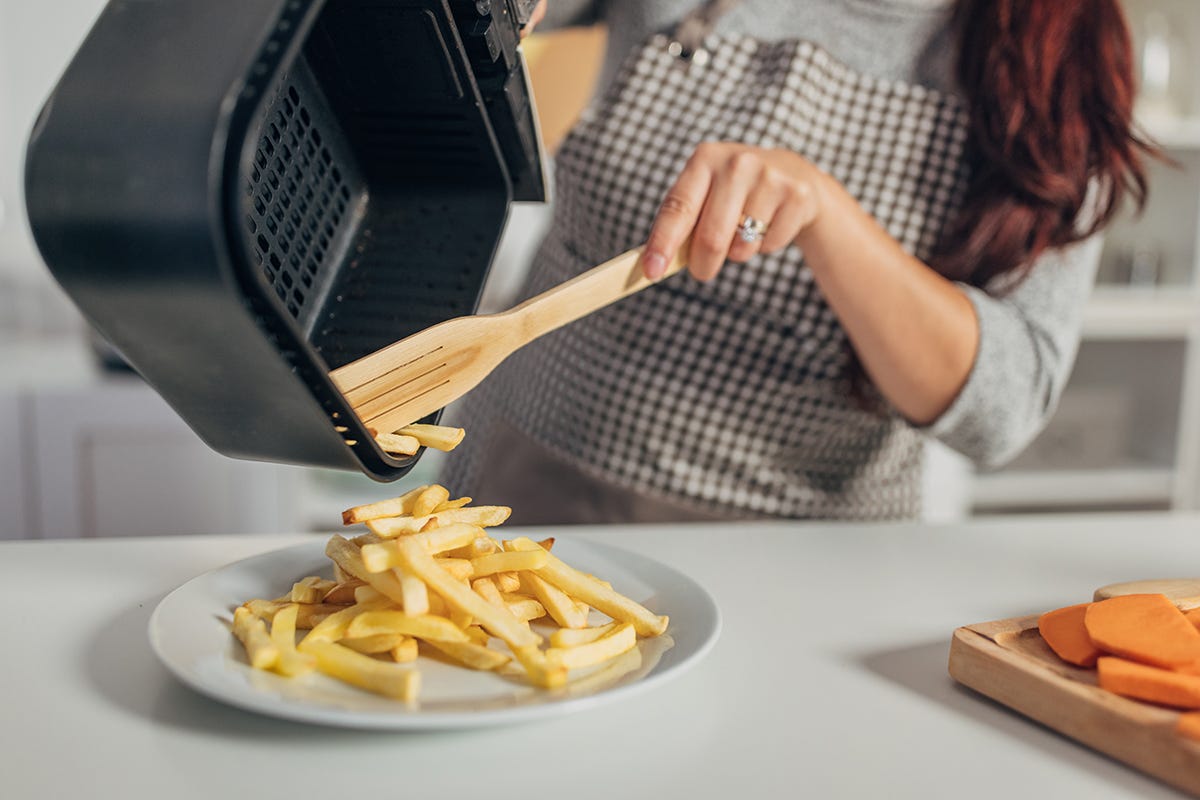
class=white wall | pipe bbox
[0,0,107,282]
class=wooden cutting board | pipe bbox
[949,596,1200,796]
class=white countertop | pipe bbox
[3,513,1197,799]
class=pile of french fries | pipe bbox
[231,426,669,702]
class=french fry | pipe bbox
[495,571,522,593]
[473,578,543,622]
[525,573,590,629]
[472,576,506,608]
[360,524,483,571]
[411,484,451,517]
[290,576,336,604]
[366,506,512,538]
[233,606,279,670]
[550,621,621,648]
[322,579,366,604]
[375,432,420,455]
[508,537,669,636]
[511,644,567,688]
[445,536,498,559]
[433,496,472,512]
[395,567,430,616]
[346,611,471,642]
[341,485,428,525]
[299,596,392,647]
[405,523,484,555]
[546,623,637,670]
[463,626,490,646]
[289,604,352,629]
[505,597,547,622]
[391,637,419,663]
[305,640,420,701]
[268,603,317,676]
[340,633,408,655]
[243,599,351,629]
[469,549,548,577]
[562,645,644,696]
[438,558,475,581]
[325,535,409,607]
[354,585,385,604]
[397,423,465,452]
[427,593,450,617]
[425,639,511,671]
[391,535,541,648]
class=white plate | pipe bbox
[149,536,720,729]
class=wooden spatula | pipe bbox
[329,245,687,438]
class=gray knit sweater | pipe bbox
[536,0,1100,468]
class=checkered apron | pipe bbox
[447,4,970,519]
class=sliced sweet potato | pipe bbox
[1177,711,1200,743]
[1186,607,1200,633]
[1038,603,1103,667]
[1084,593,1200,669]
[1097,657,1200,709]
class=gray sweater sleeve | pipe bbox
[923,235,1102,467]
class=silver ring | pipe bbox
[737,215,768,243]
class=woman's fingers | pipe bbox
[760,179,819,252]
[689,150,763,280]
[643,144,825,281]
[728,174,784,264]
[640,156,713,279]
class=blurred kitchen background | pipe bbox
[3,0,1200,538]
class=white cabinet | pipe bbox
[27,380,312,538]
[0,393,30,540]
[0,341,321,539]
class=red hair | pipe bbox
[934,0,1157,284]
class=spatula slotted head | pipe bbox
[330,313,516,436]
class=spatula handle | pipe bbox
[509,244,688,342]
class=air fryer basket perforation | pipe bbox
[233,1,515,373]
[242,57,363,331]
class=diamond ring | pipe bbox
[737,215,768,243]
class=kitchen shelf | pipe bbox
[1082,286,1200,340]
[1142,116,1200,150]
[972,465,1175,509]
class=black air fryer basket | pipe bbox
[26,0,546,480]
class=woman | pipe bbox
[443,0,1154,522]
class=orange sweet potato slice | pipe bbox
[1038,603,1102,667]
[1084,593,1200,669]
[1097,657,1200,709]
[1178,711,1200,742]
[1186,608,1200,633]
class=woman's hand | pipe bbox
[639,142,831,281]
[521,1,547,38]
[638,140,980,426]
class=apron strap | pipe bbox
[671,0,745,58]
